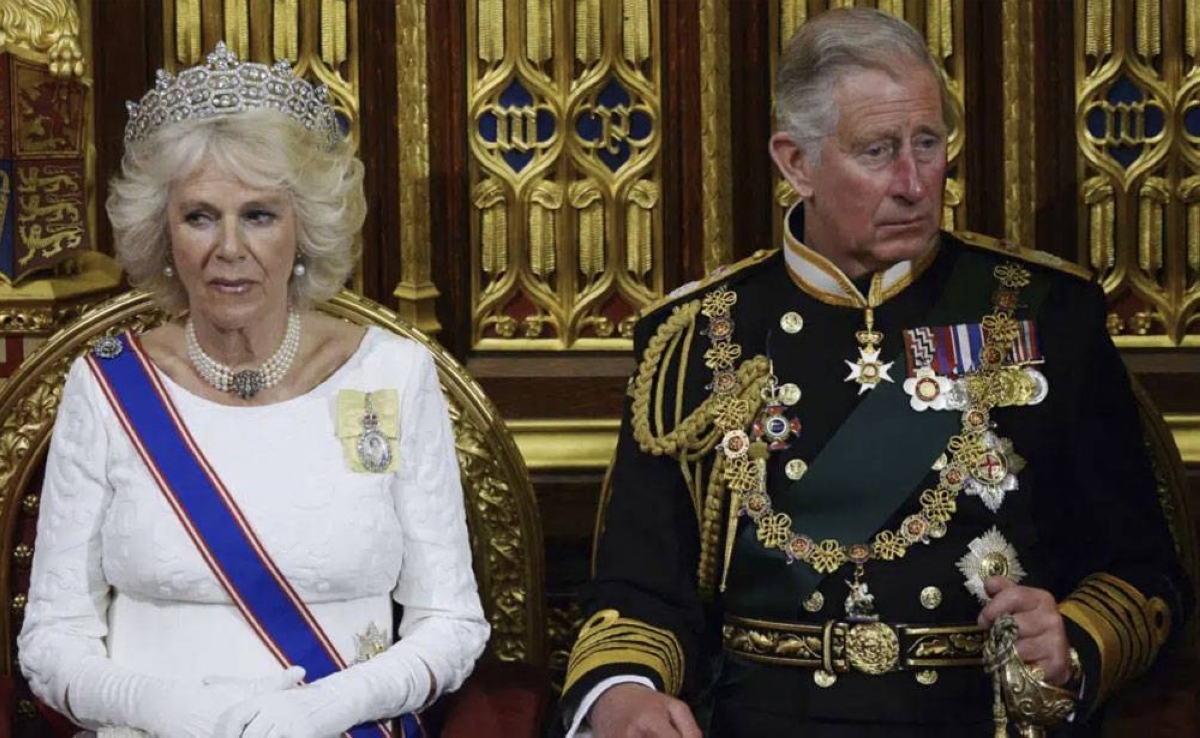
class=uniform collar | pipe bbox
[782,203,939,308]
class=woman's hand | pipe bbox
[145,667,307,738]
[213,672,360,738]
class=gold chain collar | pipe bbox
[717,262,1033,578]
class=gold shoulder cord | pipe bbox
[628,287,771,599]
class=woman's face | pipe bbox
[167,164,297,331]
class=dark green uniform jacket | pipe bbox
[556,209,1192,737]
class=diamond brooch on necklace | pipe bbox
[186,309,302,400]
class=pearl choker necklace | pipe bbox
[186,310,302,400]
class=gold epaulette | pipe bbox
[637,248,779,319]
[953,230,1093,281]
[563,609,685,696]
[1059,572,1172,708]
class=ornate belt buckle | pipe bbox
[844,622,900,675]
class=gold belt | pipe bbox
[723,615,986,675]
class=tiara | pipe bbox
[124,41,342,148]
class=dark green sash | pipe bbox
[744,246,1052,602]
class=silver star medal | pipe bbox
[964,431,1025,512]
[844,345,894,395]
[957,527,1027,603]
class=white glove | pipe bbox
[66,657,304,738]
[214,655,430,738]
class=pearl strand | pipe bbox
[186,309,302,399]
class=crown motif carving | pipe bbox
[124,41,341,148]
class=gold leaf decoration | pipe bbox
[272,0,299,61]
[571,180,606,278]
[474,180,509,277]
[478,0,505,63]
[623,0,651,63]
[626,180,657,278]
[575,0,601,64]
[529,182,562,278]
[526,0,553,64]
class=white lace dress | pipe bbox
[17,327,490,735]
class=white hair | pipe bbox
[107,108,366,313]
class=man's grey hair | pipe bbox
[775,7,955,166]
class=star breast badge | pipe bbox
[957,527,1027,603]
[964,431,1025,513]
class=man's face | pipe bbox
[775,65,948,277]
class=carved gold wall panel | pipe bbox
[0,0,120,371]
[162,0,358,143]
[467,0,663,350]
[1076,0,1200,346]
[768,1,967,248]
[393,0,440,335]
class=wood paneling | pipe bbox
[426,0,471,360]
[93,0,162,256]
[729,1,773,260]
[357,0,399,307]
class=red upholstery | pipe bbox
[435,661,551,738]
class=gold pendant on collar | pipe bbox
[844,301,894,394]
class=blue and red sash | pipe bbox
[87,333,423,738]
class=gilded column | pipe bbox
[1001,0,1036,249]
[699,0,733,272]
[394,0,441,334]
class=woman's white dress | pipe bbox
[17,327,490,733]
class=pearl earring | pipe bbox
[163,263,175,278]
[293,260,306,277]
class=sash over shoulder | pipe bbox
[87,332,421,738]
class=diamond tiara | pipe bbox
[124,41,342,148]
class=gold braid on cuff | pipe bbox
[1058,572,1171,706]
[564,609,685,697]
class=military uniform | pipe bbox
[556,207,1192,737]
